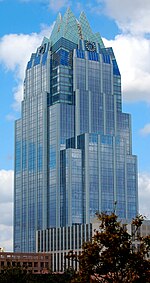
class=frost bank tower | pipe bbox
[14,9,138,256]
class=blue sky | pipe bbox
[0,0,150,251]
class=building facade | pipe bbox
[0,252,51,274]
[37,220,150,272]
[14,9,138,253]
[36,223,92,271]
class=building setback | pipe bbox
[14,8,138,255]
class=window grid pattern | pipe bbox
[14,21,138,254]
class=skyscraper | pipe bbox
[14,8,138,254]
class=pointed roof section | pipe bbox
[79,12,104,48]
[61,8,80,43]
[49,8,105,48]
[50,13,62,44]
[50,8,80,44]
[79,11,93,40]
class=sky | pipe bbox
[0,0,150,251]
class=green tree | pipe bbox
[68,212,150,283]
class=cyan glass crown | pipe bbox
[50,8,104,48]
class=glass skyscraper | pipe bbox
[14,8,138,253]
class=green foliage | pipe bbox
[68,212,150,283]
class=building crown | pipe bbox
[49,8,104,48]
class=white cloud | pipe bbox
[0,225,13,252]
[103,35,150,102]
[0,203,13,226]
[0,170,13,203]
[140,124,150,136]
[0,170,13,251]
[94,0,150,103]
[138,172,150,219]
[101,0,150,35]
[1,3,150,106]
[12,83,24,111]
[0,25,53,110]
[0,33,39,76]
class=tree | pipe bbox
[68,212,150,283]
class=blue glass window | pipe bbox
[42,52,48,65]
[22,140,27,170]
[50,146,56,169]
[34,55,40,66]
[78,40,83,50]
[101,135,112,145]
[102,53,110,64]
[15,140,21,172]
[38,145,43,170]
[28,142,36,171]
[88,51,99,61]
[76,49,85,59]
[112,59,120,75]
[57,49,69,66]
[27,60,32,70]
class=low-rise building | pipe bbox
[37,219,150,272]
[0,252,52,274]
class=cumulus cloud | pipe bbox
[101,0,150,36]
[0,24,53,110]
[12,83,24,111]
[1,2,150,105]
[0,170,13,251]
[18,0,150,35]
[0,203,13,227]
[138,172,150,219]
[0,170,13,203]
[140,124,150,136]
[0,33,40,76]
[94,0,150,103]
[103,35,150,102]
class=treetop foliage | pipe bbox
[68,212,150,283]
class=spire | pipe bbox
[49,9,104,47]
[50,12,62,43]
[79,11,93,40]
[60,7,79,43]
[79,11,104,47]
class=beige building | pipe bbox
[0,252,52,274]
[37,219,150,272]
